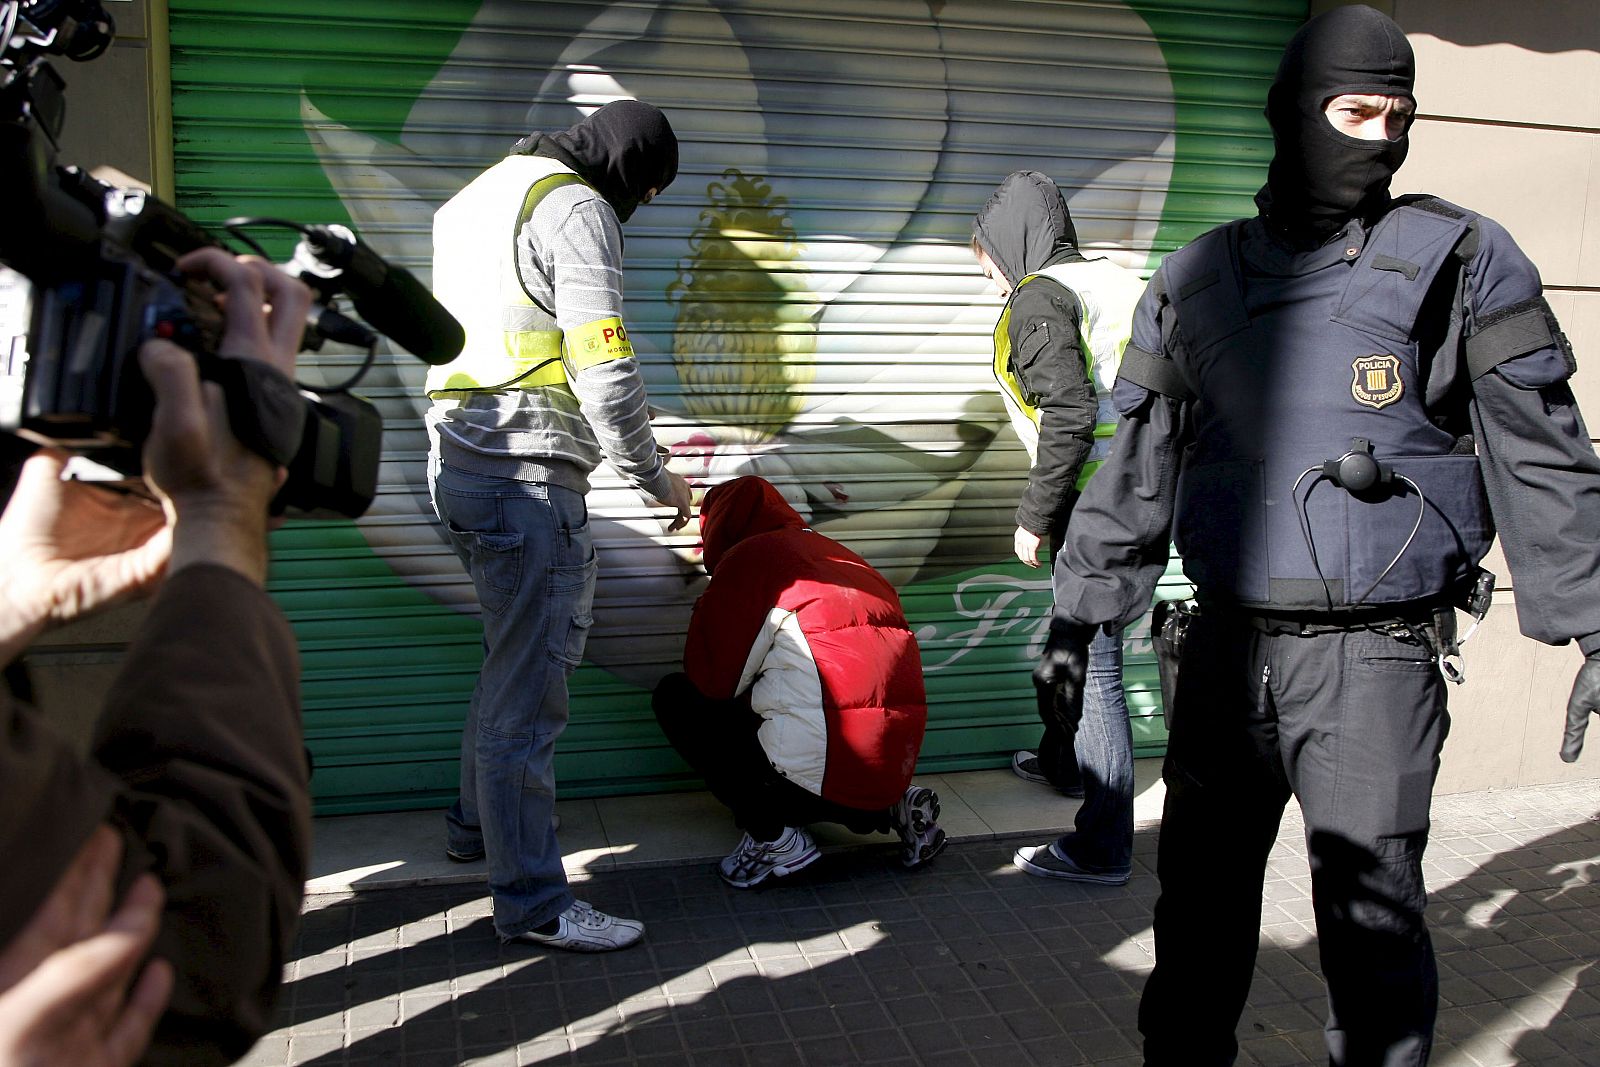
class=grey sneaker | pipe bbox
[891,785,947,869]
[1011,750,1085,799]
[514,900,644,952]
[718,827,820,888]
[1013,841,1130,885]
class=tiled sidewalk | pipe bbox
[246,778,1600,1066]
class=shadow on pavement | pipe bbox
[269,797,1599,1067]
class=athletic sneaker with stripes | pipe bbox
[717,826,821,888]
[891,785,947,868]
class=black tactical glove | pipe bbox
[1561,651,1600,762]
[1032,622,1094,733]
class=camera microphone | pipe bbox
[290,224,464,366]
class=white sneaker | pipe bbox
[718,827,820,888]
[891,785,947,868]
[515,900,644,952]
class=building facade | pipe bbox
[26,0,1598,811]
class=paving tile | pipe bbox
[285,1030,344,1065]
[235,1035,290,1067]
[618,1015,684,1053]
[744,1044,806,1067]
[916,1051,980,1067]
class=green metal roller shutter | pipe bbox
[167,0,1303,814]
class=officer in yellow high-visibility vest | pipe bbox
[971,170,1146,887]
[425,100,692,953]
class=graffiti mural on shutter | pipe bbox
[169,0,1303,813]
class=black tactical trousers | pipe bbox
[651,672,892,841]
[1138,613,1448,1067]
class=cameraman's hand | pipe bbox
[654,470,694,533]
[1032,622,1093,732]
[0,826,172,1067]
[0,250,309,662]
[1560,651,1600,762]
[140,248,311,586]
[0,451,170,664]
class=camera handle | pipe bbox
[199,354,307,469]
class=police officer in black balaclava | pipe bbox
[1030,5,1600,1064]
[1257,3,1415,243]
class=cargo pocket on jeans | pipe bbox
[547,551,599,671]
[449,523,523,617]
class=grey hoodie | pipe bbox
[972,170,1080,285]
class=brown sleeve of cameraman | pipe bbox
[0,690,122,960]
[94,563,311,1067]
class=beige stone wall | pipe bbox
[1316,1,1600,790]
[55,0,162,191]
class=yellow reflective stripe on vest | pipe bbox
[425,335,564,395]
[993,300,1034,421]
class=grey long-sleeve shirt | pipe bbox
[1052,210,1600,654]
[428,173,674,503]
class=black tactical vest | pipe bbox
[1161,202,1492,611]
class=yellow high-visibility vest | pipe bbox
[426,156,636,398]
[991,258,1145,485]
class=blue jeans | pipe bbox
[430,462,597,938]
[1052,627,1135,874]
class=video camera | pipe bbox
[0,0,464,518]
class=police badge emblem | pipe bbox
[1351,353,1403,409]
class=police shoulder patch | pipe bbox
[1351,353,1404,409]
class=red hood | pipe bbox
[700,476,807,575]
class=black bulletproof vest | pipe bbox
[1163,202,1492,611]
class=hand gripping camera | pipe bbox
[0,0,464,517]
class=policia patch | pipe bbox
[1351,353,1404,409]
[567,316,636,369]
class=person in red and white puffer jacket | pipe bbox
[652,475,947,888]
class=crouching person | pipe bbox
[653,475,946,887]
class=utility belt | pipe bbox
[1151,568,1496,722]
[1239,605,1440,639]
[1241,604,1464,680]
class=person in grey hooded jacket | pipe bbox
[971,171,1146,885]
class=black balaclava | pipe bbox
[512,100,679,223]
[971,170,1079,288]
[1257,4,1416,243]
